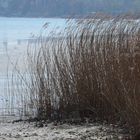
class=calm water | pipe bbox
[0,17,66,43]
[0,17,66,112]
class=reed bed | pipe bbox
[12,17,140,134]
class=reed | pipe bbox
[13,17,140,134]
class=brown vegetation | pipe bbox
[14,17,140,135]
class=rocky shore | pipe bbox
[0,121,131,140]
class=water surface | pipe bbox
[0,17,66,114]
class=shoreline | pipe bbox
[0,121,131,140]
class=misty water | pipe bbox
[0,17,66,116]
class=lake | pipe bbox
[0,17,66,42]
[0,17,66,115]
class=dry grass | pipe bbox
[12,17,140,134]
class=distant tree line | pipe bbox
[0,0,140,17]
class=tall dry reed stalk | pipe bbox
[13,17,140,133]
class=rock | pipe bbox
[68,131,76,135]
[53,121,58,126]
[14,134,21,138]
[44,123,48,127]
[32,133,38,136]
[12,119,23,124]
[54,131,60,134]
[34,122,44,127]
[37,122,44,128]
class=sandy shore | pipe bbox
[0,121,131,140]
